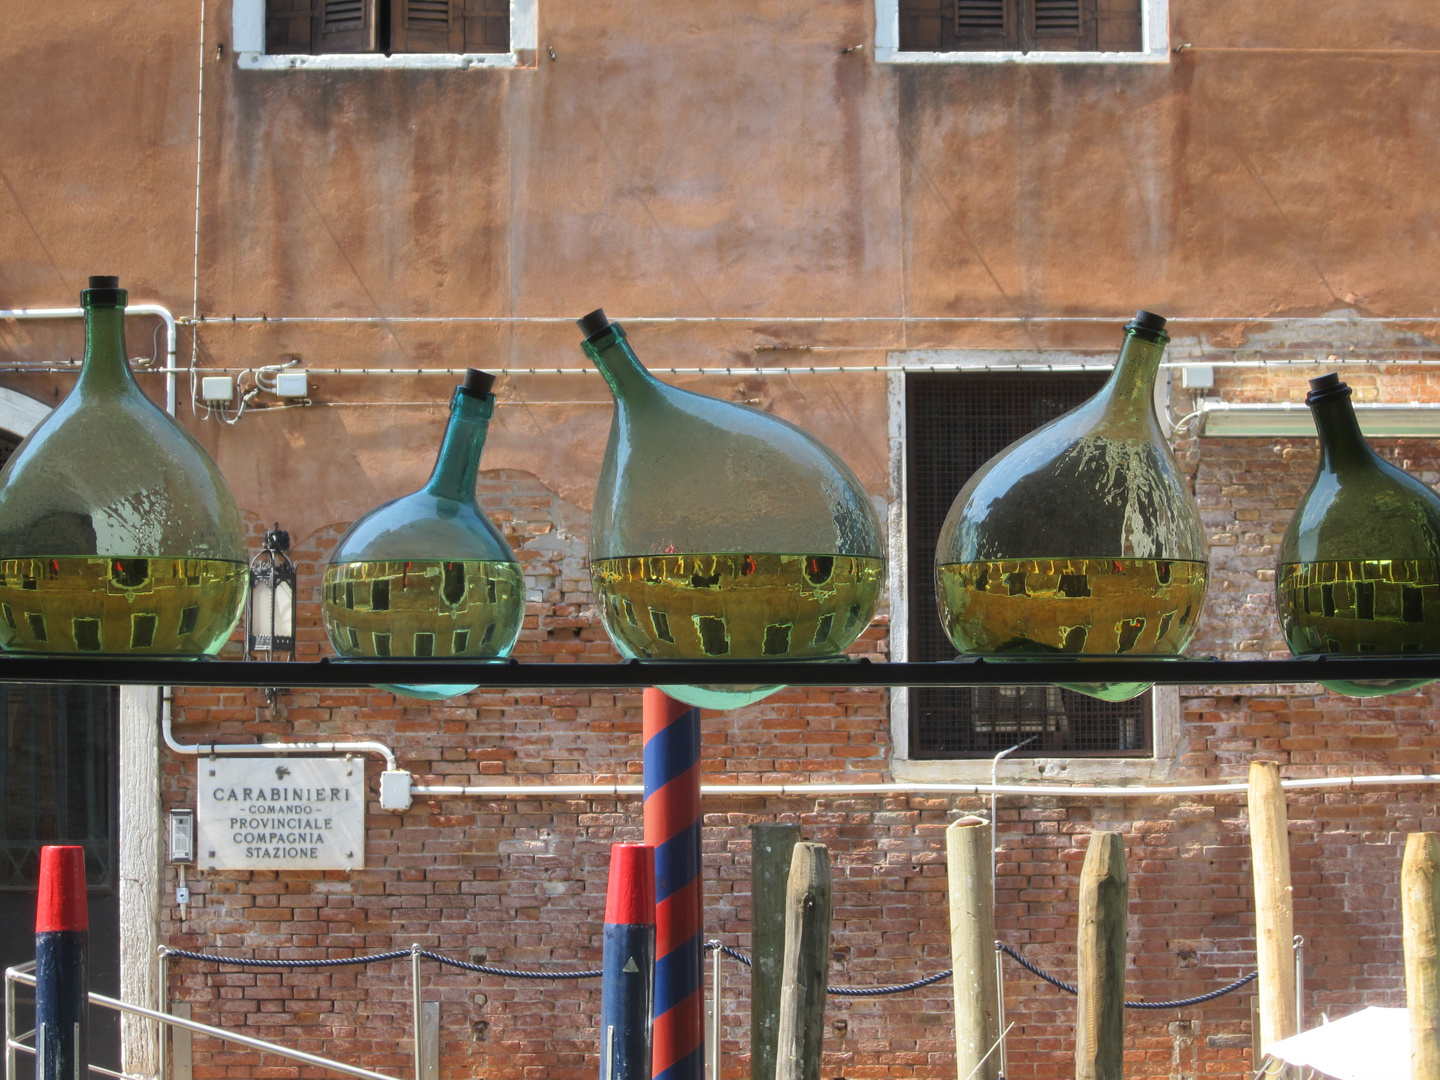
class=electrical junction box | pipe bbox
[275,371,309,398]
[379,770,413,812]
[200,376,234,403]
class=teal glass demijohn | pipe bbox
[933,311,1209,701]
[1276,372,1440,697]
[577,309,885,710]
[0,276,248,656]
[321,369,525,700]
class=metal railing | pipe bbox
[5,962,400,1080]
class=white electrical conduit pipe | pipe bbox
[0,305,180,414]
[407,772,1440,800]
[161,695,397,771]
[185,314,1440,325]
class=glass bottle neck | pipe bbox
[582,324,661,402]
[77,304,139,394]
[1098,329,1166,416]
[1310,394,1377,473]
[423,389,494,502]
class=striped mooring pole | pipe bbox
[643,688,704,1080]
[600,843,656,1080]
[36,845,88,1080]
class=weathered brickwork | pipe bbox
[162,366,1440,1079]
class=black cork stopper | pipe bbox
[1306,371,1352,406]
[577,308,612,341]
[1128,310,1167,333]
[458,368,497,399]
[82,275,126,307]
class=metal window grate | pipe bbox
[905,372,1151,757]
[0,683,117,888]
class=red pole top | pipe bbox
[36,846,88,933]
[604,842,655,926]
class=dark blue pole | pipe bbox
[36,845,87,1080]
[600,842,655,1080]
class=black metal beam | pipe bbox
[0,655,1434,689]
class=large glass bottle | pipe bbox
[578,310,885,710]
[322,369,524,700]
[933,311,1208,701]
[0,277,248,656]
[1276,372,1440,697]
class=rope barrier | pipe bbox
[995,942,1258,1009]
[161,942,1258,1006]
[703,941,950,996]
[163,948,601,979]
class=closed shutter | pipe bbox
[266,0,317,53]
[318,0,378,52]
[462,0,510,53]
[1029,0,1099,50]
[955,0,1010,48]
[391,0,465,52]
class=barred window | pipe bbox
[905,372,1151,758]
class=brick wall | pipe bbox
[162,363,1440,1077]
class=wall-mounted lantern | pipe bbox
[246,523,296,661]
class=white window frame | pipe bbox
[885,349,1182,784]
[873,0,1169,64]
[233,0,537,69]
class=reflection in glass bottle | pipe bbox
[0,277,248,656]
[322,370,524,699]
[1276,373,1440,696]
[934,312,1208,701]
[578,310,885,709]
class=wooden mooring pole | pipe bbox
[948,816,999,1080]
[1075,831,1127,1080]
[1403,832,1440,1080]
[1247,760,1297,1054]
[775,842,832,1080]
[751,823,801,1080]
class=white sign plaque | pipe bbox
[197,757,365,871]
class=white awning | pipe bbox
[1266,1007,1408,1080]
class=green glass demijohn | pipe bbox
[933,311,1208,701]
[1276,372,1440,697]
[577,309,885,710]
[0,276,248,656]
[321,369,525,700]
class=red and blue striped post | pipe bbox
[35,845,88,1080]
[642,688,704,1080]
[600,843,656,1080]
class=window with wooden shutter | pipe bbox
[264,0,508,54]
[899,0,1140,52]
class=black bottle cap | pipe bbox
[458,368,497,399]
[1306,371,1352,406]
[576,308,612,340]
[82,275,126,307]
[1127,310,1167,333]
